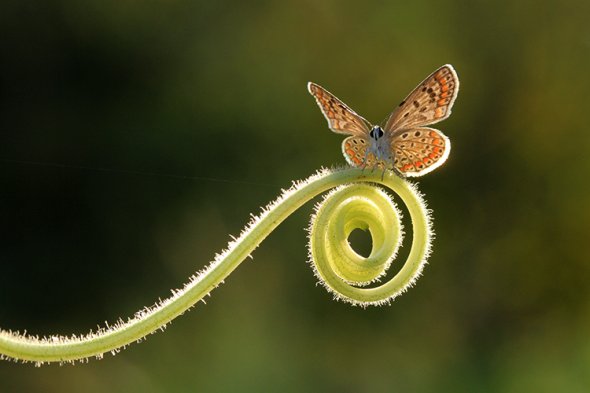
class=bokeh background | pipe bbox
[1,0,589,392]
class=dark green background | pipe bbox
[1,1,589,392]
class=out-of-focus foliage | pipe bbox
[1,0,589,392]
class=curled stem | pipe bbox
[0,167,432,365]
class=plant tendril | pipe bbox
[0,167,432,365]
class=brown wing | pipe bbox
[384,65,459,133]
[392,127,450,177]
[308,82,371,136]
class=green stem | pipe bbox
[0,167,432,365]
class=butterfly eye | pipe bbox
[369,126,384,139]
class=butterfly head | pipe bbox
[369,126,384,141]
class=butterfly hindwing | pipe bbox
[341,136,388,169]
[391,127,450,177]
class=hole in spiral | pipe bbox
[347,228,372,258]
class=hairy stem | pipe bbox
[0,167,432,365]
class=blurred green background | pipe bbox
[1,0,589,392]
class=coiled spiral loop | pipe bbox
[308,173,431,306]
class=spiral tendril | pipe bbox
[0,167,433,365]
[308,173,431,306]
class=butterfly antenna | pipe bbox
[379,113,390,128]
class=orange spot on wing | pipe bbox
[432,146,441,154]
[345,148,354,155]
[401,164,413,172]
[441,84,449,92]
[438,98,447,106]
[428,152,437,160]
[435,107,445,117]
[440,91,449,98]
[345,149,361,165]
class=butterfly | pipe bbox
[308,64,459,177]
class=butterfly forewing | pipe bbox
[384,65,459,133]
[392,127,450,177]
[308,82,371,136]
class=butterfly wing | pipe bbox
[392,127,450,177]
[308,82,371,136]
[384,65,459,133]
[341,136,387,169]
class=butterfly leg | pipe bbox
[360,149,371,172]
[390,165,404,178]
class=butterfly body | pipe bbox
[341,125,392,169]
[308,65,459,177]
